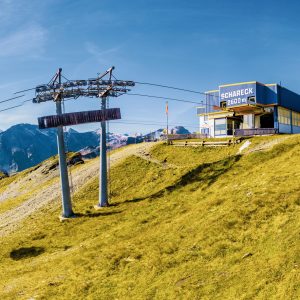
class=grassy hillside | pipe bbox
[0,136,300,299]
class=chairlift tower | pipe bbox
[33,66,134,217]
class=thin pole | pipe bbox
[56,68,73,218]
[166,101,169,143]
[98,96,109,207]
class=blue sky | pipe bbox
[0,0,300,134]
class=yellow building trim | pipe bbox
[197,110,222,116]
[219,81,269,87]
[208,112,234,119]
[205,82,278,94]
[260,103,277,107]
[219,81,257,87]
[206,110,228,115]
[205,89,219,94]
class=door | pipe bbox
[260,113,274,128]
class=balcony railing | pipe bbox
[161,133,208,140]
[234,128,278,136]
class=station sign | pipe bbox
[220,83,256,107]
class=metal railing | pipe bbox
[161,133,208,140]
[234,128,278,136]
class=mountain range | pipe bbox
[0,124,190,173]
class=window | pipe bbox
[243,114,254,129]
[278,107,291,125]
[204,115,208,121]
[292,111,300,127]
[214,118,226,135]
[248,96,256,103]
[201,128,209,135]
[220,101,226,108]
[197,107,205,115]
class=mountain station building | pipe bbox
[197,81,300,137]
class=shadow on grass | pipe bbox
[76,210,122,218]
[10,246,45,260]
[122,154,241,204]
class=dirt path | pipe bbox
[0,142,157,237]
[245,136,293,154]
[0,166,59,204]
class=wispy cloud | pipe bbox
[69,42,122,77]
[85,42,120,64]
[0,24,47,58]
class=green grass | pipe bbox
[0,136,300,299]
[150,141,238,168]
